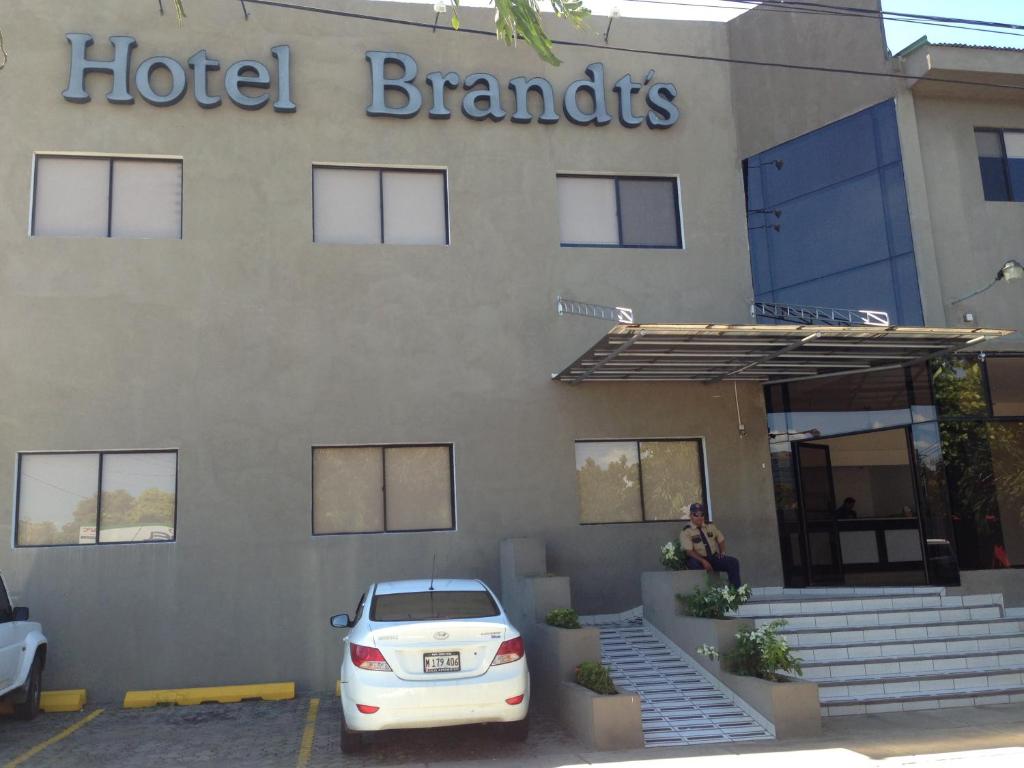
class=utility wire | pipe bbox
[239,0,1024,92]
[627,0,1024,40]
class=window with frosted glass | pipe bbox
[15,451,177,547]
[312,445,454,534]
[557,175,682,248]
[32,155,182,238]
[975,129,1024,202]
[576,439,706,523]
[312,166,448,245]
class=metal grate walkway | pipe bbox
[598,622,773,747]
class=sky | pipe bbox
[400,1,1024,54]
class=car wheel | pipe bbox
[504,715,529,742]
[339,707,363,754]
[14,656,42,721]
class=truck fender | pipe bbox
[13,628,48,690]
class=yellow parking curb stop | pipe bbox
[123,682,295,709]
[40,690,88,713]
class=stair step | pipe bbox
[802,649,1024,680]
[781,618,1024,647]
[750,586,945,598]
[818,665,1024,697]
[795,631,1024,662]
[822,684,1024,716]
[738,593,1001,616]
[752,605,1003,630]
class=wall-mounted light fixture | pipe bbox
[433,1,447,33]
[605,8,621,43]
[951,259,1024,305]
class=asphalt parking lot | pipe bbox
[0,696,580,768]
[4,696,1024,768]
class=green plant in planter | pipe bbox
[660,540,686,571]
[697,619,803,682]
[546,608,581,629]
[575,661,617,695]
[677,580,751,619]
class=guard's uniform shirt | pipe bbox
[680,523,725,558]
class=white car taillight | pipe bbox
[351,642,392,672]
[490,636,524,666]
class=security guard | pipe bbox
[680,502,742,588]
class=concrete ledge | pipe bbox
[642,570,726,632]
[123,682,295,709]
[41,689,87,712]
[712,665,820,739]
[528,623,602,704]
[557,680,644,751]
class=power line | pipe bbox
[626,0,1024,40]
[240,0,1024,93]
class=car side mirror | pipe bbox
[330,613,352,629]
[12,606,29,621]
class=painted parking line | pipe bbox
[2,708,104,768]
[296,698,320,768]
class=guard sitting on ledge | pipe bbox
[681,503,742,588]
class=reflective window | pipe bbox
[557,175,683,248]
[575,439,706,523]
[312,445,454,534]
[986,356,1024,417]
[32,155,182,239]
[932,358,988,418]
[371,590,498,621]
[312,166,448,245]
[975,129,1024,202]
[16,451,177,547]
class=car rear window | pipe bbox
[370,590,499,622]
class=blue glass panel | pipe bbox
[767,174,890,290]
[1006,158,1024,202]
[882,165,914,257]
[745,99,920,325]
[979,158,1010,201]
[874,101,902,166]
[774,260,899,319]
[759,110,880,206]
[893,253,924,326]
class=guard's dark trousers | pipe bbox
[687,554,742,588]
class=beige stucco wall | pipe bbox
[903,93,1024,343]
[727,0,898,158]
[0,1,781,699]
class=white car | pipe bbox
[330,578,529,753]
[0,572,47,720]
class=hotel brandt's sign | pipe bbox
[62,35,680,129]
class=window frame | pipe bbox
[311,164,450,246]
[557,173,684,249]
[14,449,179,549]
[310,443,456,536]
[30,153,184,239]
[575,437,709,525]
[975,128,1024,203]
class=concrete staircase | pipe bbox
[737,586,1024,716]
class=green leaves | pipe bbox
[173,0,187,23]
[576,660,617,694]
[449,0,591,66]
[678,580,752,619]
[546,607,582,629]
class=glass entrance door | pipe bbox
[795,443,844,584]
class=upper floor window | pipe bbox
[15,450,177,547]
[575,439,706,524]
[557,175,683,248]
[975,129,1024,202]
[313,166,449,245]
[32,155,182,239]
[312,444,455,534]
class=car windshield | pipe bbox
[370,590,499,622]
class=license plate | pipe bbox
[423,652,461,673]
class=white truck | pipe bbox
[0,571,46,720]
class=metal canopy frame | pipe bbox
[553,324,1014,385]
